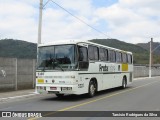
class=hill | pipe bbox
[0,39,37,59]
[0,39,159,64]
[136,41,160,64]
[137,42,160,55]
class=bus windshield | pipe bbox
[37,45,77,71]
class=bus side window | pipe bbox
[78,46,88,61]
[78,46,89,70]
[99,48,108,61]
[94,47,99,60]
[127,54,132,64]
[116,52,122,63]
[122,53,127,63]
[109,50,116,62]
[88,45,99,61]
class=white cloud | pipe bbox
[0,0,160,44]
[0,0,38,42]
[95,0,160,43]
[0,0,98,43]
[41,0,100,43]
[52,0,93,17]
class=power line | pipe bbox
[152,44,160,53]
[42,0,50,9]
[49,0,111,39]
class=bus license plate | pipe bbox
[62,87,72,91]
[50,87,57,90]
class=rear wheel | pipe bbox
[122,77,127,89]
[88,81,96,97]
[55,94,64,98]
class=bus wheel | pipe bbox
[122,77,127,89]
[55,94,64,98]
[88,81,96,97]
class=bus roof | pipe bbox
[38,40,132,54]
[38,39,87,46]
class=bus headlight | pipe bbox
[37,86,46,90]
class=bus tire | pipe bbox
[88,80,96,97]
[122,77,127,89]
[55,94,64,98]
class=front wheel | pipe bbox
[88,81,96,98]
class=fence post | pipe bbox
[15,58,18,90]
[33,59,35,88]
[34,59,38,94]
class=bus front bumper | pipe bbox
[36,84,81,94]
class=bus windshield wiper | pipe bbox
[52,59,64,71]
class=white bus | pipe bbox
[36,40,133,97]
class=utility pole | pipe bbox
[149,38,153,78]
[38,0,43,44]
[35,0,43,94]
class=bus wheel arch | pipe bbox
[88,78,97,97]
[122,75,127,89]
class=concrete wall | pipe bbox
[0,57,160,92]
[17,59,36,90]
[0,57,36,92]
[0,58,16,91]
[134,66,160,78]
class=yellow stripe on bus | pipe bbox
[122,63,128,71]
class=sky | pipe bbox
[0,0,160,44]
